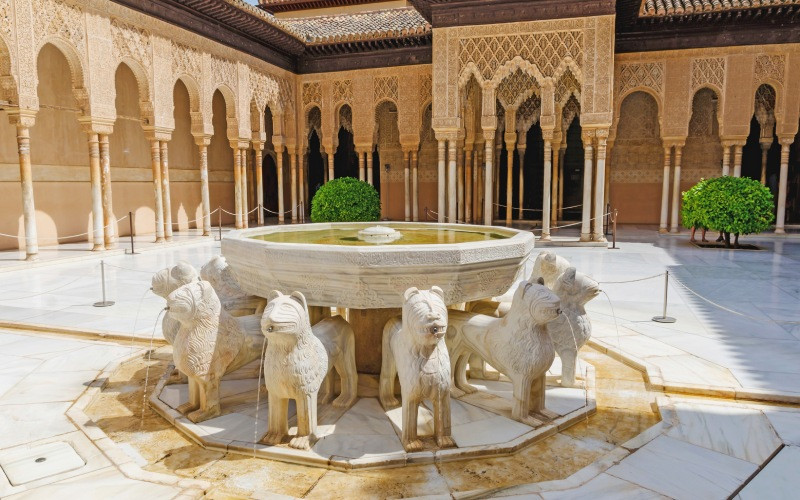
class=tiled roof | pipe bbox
[279,7,431,44]
[223,0,305,39]
[641,0,797,17]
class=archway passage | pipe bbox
[787,124,800,225]
[561,120,584,221]
[334,128,359,179]
[307,130,324,200]
[262,154,278,214]
[743,116,780,189]
[208,89,235,226]
[520,123,544,221]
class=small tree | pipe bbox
[683,176,774,248]
[681,178,708,231]
[310,177,381,223]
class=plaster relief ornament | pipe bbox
[200,255,267,316]
[260,291,358,450]
[447,280,562,426]
[549,268,600,388]
[379,287,455,452]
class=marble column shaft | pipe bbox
[366,149,373,186]
[721,142,731,176]
[670,145,683,234]
[412,150,419,222]
[100,134,115,249]
[550,142,560,227]
[448,140,457,222]
[233,147,243,228]
[659,145,672,233]
[88,133,104,250]
[593,135,608,242]
[457,144,465,223]
[733,143,743,178]
[276,147,285,224]
[241,147,249,228]
[505,139,515,227]
[558,147,565,220]
[197,139,211,235]
[760,142,770,185]
[290,152,297,223]
[483,133,495,226]
[403,150,411,221]
[16,125,38,259]
[159,141,173,240]
[465,147,473,224]
[776,141,791,234]
[437,140,446,222]
[517,145,526,221]
[358,150,365,182]
[580,133,594,241]
[541,140,552,241]
[150,140,165,242]
[255,144,264,225]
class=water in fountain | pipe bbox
[600,290,623,356]
[128,288,153,357]
[141,308,166,428]
[561,313,590,424]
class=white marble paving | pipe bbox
[738,446,800,500]
[539,473,667,500]
[763,409,800,446]
[607,435,758,500]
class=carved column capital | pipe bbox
[79,117,115,136]
[7,109,37,129]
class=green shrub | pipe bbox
[310,177,381,223]
[681,176,774,248]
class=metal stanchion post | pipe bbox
[217,206,222,241]
[127,211,136,254]
[652,270,676,323]
[611,209,619,250]
[93,260,115,307]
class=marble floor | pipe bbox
[1,224,800,497]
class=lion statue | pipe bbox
[379,287,455,452]
[260,291,358,450]
[549,267,599,387]
[447,279,561,426]
[167,280,256,423]
[200,255,267,316]
[151,261,199,346]
[530,251,571,289]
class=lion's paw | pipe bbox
[436,435,456,448]
[289,435,312,450]
[260,431,284,446]
[332,394,356,408]
[176,401,199,415]
[403,439,424,452]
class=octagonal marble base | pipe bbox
[149,358,596,471]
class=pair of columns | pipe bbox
[435,137,460,223]
[401,149,419,222]
[357,148,374,185]
[658,141,685,234]
[578,130,608,242]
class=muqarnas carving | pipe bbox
[201,255,267,316]
[448,280,561,425]
[260,291,358,450]
[380,287,455,451]
[549,267,599,387]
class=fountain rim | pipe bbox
[225,221,533,253]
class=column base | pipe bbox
[539,233,551,242]
[155,237,165,243]
[658,227,668,234]
[669,228,680,234]
[203,231,210,237]
[579,233,592,242]
[775,228,786,235]
[25,253,38,262]
[92,244,104,251]
[593,235,607,243]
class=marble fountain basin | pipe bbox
[221,222,534,309]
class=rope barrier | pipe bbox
[598,272,665,284]
[492,202,583,212]
[262,203,302,215]
[424,208,469,224]
[169,207,220,226]
[0,214,130,240]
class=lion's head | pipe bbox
[402,287,448,347]
[529,251,570,288]
[552,267,600,306]
[511,279,561,325]
[167,280,220,325]
[201,255,245,300]
[261,290,311,341]
[151,262,198,298]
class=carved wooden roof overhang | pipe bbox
[259,0,389,14]
[408,0,616,27]
[617,0,800,53]
[283,7,431,45]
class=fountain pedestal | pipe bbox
[348,307,400,374]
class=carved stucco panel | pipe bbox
[754,54,786,85]
[84,13,115,121]
[691,57,725,92]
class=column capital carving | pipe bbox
[79,117,115,136]
[581,129,595,144]
[230,140,250,150]
[144,127,173,142]
[7,109,37,128]
[777,136,794,146]
[193,134,212,147]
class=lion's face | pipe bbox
[517,280,561,324]
[261,291,310,340]
[402,287,448,347]
[553,268,600,306]
[167,281,218,324]
[151,262,198,298]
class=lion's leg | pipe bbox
[290,391,316,450]
[188,376,222,423]
[454,353,478,394]
[261,394,288,445]
[433,392,455,448]
[511,375,541,427]
[318,371,334,405]
[401,397,423,452]
[332,332,358,408]
[531,375,558,420]
[468,353,499,380]
[559,348,578,388]
[177,377,201,414]
[379,338,400,409]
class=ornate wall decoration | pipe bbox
[562,95,580,131]
[754,54,785,84]
[691,57,725,91]
[0,0,13,41]
[111,19,151,70]
[209,55,236,92]
[420,73,432,105]
[302,81,321,107]
[251,71,280,114]
[688,88,719,138]
[374,76,398,103]
[338,104,353,133]
[306,105,322,138]
[555,68,580,108]
[33,0,87,64]
[496,68,538,110]
[332,79,352,105]
[516,94,541,134]
[171,41,202,78]
[610,91,663,184]
[616,61,664,98]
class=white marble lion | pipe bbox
[151,261,199,346]
[200,255,267,316]
[530,250,571,289]
[379,286,455,451]
[260,291,358,450]
[548,267,600,387]
[447,280,561,425]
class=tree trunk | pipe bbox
[724,232,731,249]
[734,233,740,249]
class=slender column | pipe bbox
[659,145,672,234]
[99,134,116,248]
[517,144,526,220]
[87,132,104,250]
[323,152,328,183]
[593,133,608,242]
[457,143,465,222]
[299,151,306,214]
[580,131,594,241]
[412,150,419,222]
[541,139,552,241]
[303,157,309,211]
[733,143,743,177]
[254,143,264,225]
[505,138,516,227]
[476,147,483,222]
[483,131,495,226]
[160,141,173,240]
[289,152,298,222]
[465,146,473,224]
[437,139,446,222]
[366,148,374,186]
[403,149,411,221]
[149,140,164,242]
[550,141,560,227]
[327,152,334,182]
[358,150,365,182]
[275,147,285,224]
[776,140,791,234]
[233,146,243,228]
[196,137,211,235]
[494,142,502,220]
[721,141,731,176]
[760,142,770,185]
[558,147,565,220]
[448,140,457,222]
[670,145,683,234]
[241,147,250,228]
[14,121,38,259]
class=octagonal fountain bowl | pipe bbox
[221,222,534,310]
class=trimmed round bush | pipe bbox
[310,177,381,223]
[681,176,775,247]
